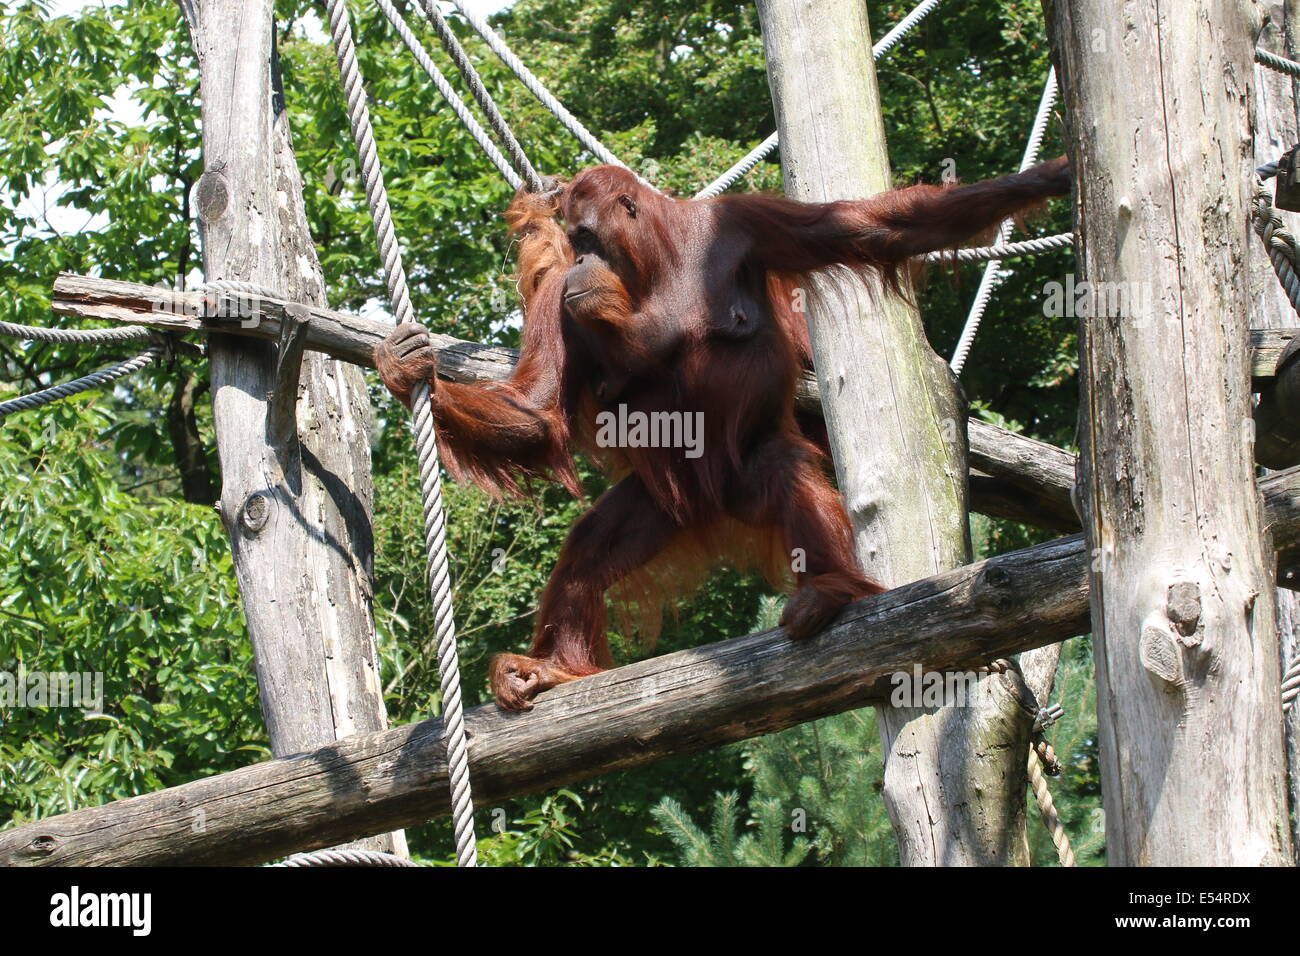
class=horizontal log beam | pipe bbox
[3,462,1297,867]
[52,272,1293,383]
[51,272,517,385]
[0,538,1090,866]
[52,272,1080,526]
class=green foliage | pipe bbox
[0,397,261,824]
[473,789,633,866]
[652,598,898,867]
[653,792,811,866]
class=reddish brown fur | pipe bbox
[375,157,1071,709]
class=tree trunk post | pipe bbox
[1045,0,1293,865]
[755,0,1033,865]
[182,0,405,856]
[1255,0,1300,860]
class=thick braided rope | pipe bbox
[1253,186,1300,318]
[0,346,161,418]
[1257,47,1300,79]
[375,0,521,189]
[0,320,152,344]
[1283,649,1300,714]
[694,131,780,200]
[417,0,542,193]
[325,0,416,327]
[924,232,1073,264]
[273,848,421,867]
[324,0,477,867]
[447,0,624,168]
[949,68,1059,374]
[411,380,475,868]
[694,0,945,199]
[1032,708,1063,776]
[1027,748,1077,866]
[1028,700,1074,865]
[871,0,945,58]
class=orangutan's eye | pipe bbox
[618,195,637,218]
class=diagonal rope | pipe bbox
[325,0,416,327]
[1028,747,1077,866]
[1028,703,1075,866]
[949,68,1059,374]
[694,0,945,199]
[324,0,477,868]
[0,346,162,418]
[375,0,522,188]
[1257,47,1300,79]
[0,320,152,344]
[417,0,542,192]
[1283,647,1300,714]
[694,131,779,201]
[447,0,625,168]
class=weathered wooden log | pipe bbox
[966,420,1078,531]
[51,271,1295,383]
[2,464,1295,867]
[1048,0,1293,865]
[50,272,519,386]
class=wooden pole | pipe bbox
[1045,0,1294,864]
[755,0,1033,865]
[181,0,404,856]
[1254,0,1300,860]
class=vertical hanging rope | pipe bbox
[325,0,415,326]
[1027,747,1077,867]
[323,0,477,868]
[948,68,1059,375]
[417,0,543,192]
